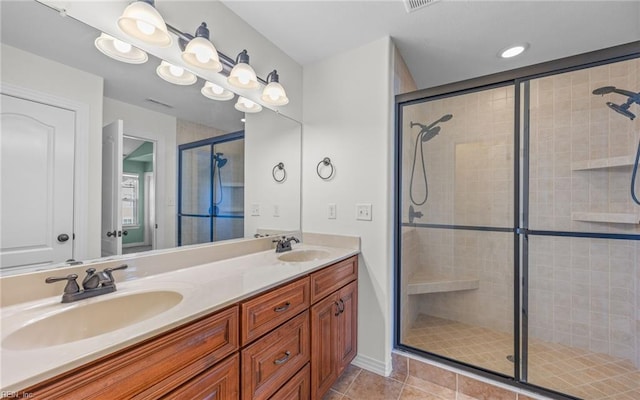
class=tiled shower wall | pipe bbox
[528,58,640,367]
[401,86,515,335]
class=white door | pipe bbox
[0,93,75,269]
[101,120,123,257]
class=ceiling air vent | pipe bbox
[145,98,174,109]
[403,0,441,13]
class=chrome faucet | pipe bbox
[273,236,300,253]
[46,264,128,303]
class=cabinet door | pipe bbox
[336,281,358,375]
[310,293,340,400]
[162,354,239,399]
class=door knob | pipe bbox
[57,233,70,242]
[106,230,117,237]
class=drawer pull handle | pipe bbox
[334,301,341,316]
[338,299,345,314]
[274,351,291,365]
[274,302,291,312]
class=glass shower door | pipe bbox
[178,133,245,247]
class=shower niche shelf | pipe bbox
[571,155,635,171]
[408,273,479,295]
[571,212,640,224]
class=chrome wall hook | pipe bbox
[316,157,334,180]
[272,162,287,182]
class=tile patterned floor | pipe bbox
[404,314,640,400]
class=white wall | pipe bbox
[103,97,177,250]
[245,111,301,236]
[1,43,104,260]
[302,37,395,374]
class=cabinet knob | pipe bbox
[57,233,70,242]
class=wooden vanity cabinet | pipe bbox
[21,305,239,400]
[310,257,358,400]
[15,255,358,400]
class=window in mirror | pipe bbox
[122,173,139,227]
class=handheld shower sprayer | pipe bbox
[409,114,453,209]
[592,86,640,205]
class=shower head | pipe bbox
[593,86,640,120]
[213,152,228,168]
[592,86,617,95]
[410,114,453,143]
[606,102,636,120]
[421,126,441,142]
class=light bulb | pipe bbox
[211,84,224,95]
[136,20,156,35]
[242,98,256,108]
[169,65,184,77]
[113,39,132,53]
[238,72,250,85]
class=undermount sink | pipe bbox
[278,249,331,263]
[3,291,183,350]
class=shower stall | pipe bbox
[395,52,640,399]
[178,131,245,246]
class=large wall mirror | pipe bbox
[0,1,302,275]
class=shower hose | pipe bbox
[214,165,223,206]
[409,129,428,206]
[632,138,640,206]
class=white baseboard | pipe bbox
[351,353,392,377]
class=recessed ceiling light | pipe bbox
[499,43,529,59]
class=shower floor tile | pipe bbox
[404,314,640,400]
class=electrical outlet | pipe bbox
[250,203,260,216]
[328,203,337,219]
[355,203,372,221]
[273,204,280,217]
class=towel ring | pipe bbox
[272,162,286,183]
[316,157,334,180]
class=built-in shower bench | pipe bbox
[408,272,480,294]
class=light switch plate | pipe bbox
[273,204,280,217]
[355,203,372,221]
[328,203,337,219]
[250,203,260,216]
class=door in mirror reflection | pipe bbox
[178,132,244,246]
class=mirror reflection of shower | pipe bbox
[592,86,640,205]
[408,114,453,222]
[213,152,228,210]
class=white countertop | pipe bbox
[0,243,358,392]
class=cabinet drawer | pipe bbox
[161,354,239,399]
[241,311,310,400]
[269,364,310,400]
[241,277,309,345]
[310,256,357,304]
[26,306,239,399]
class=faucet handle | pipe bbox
[101,264,128,286]
[104,264,128,274]
[45,274,80,294]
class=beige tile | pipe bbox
[397,385,443,400]
[389,353,408,383]
[408,358,456,390]
[458,375,516,400]
[404,375,455,399]
[331,364,362,394]
[343,370,403,400]
[322,389,344,400]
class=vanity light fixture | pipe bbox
[228,50,259,89]
[156,61,197,85]
[499,43,529,59]
[94,33,148,64]
[201,81,234,101]
[117,0,171,47]
[235,96,262,113]
[181,23,222,72]
[261,70,289,106]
